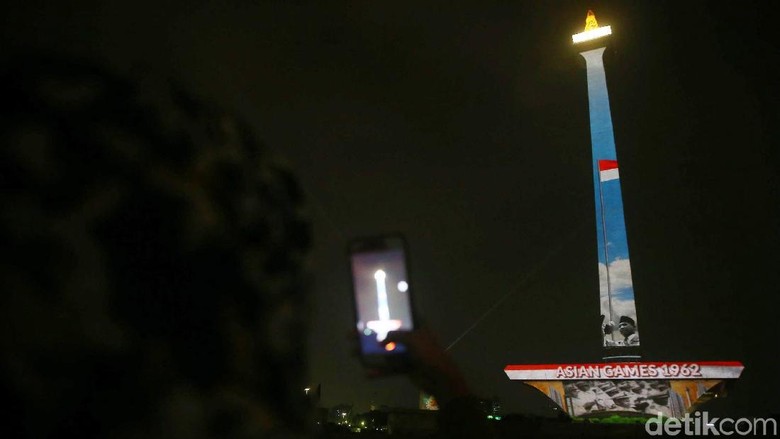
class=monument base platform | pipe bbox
[505,361,743,419]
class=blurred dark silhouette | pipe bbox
[0,50,312,438]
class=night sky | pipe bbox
[5,1,779,417]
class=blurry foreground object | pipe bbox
[0,51,311,438]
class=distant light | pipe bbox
[572,25,612,44]
[384,342,397,351]
[397,281,408,292]
[374,269,386,280]
[304,387,310,395]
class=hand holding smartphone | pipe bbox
[349,234,415,370]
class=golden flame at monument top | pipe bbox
[584,10,599,31]
[572,10,612,44]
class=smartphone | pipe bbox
[349,234,415,368]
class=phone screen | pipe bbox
[351,241,414,356]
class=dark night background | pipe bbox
[4,1,779,418]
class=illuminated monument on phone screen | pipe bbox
[504,11,743,419]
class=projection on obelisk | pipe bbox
[502,12,744,420]
[576,10,639,348]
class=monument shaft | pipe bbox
[580,47,639,348]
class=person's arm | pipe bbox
[382,329,491,438]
